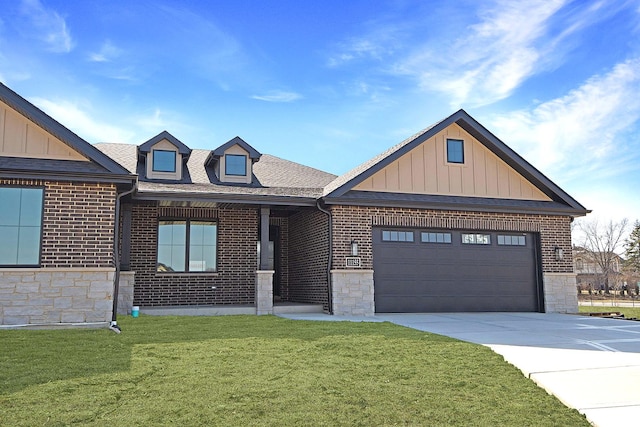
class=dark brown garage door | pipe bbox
[373,228,542,313]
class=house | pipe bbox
[0,82,589,326]
[574,247,624,291]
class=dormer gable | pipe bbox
[205,136,261,184]
[138,131,191,181]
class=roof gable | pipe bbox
[353,122,550,201]
[210,136,261,160]
[0,82,131,176]
[138,130,192,157]
[324,109,588,214]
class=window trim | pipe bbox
[156,218,218,273]
[152,149,177,173]
[225,154,247,176]
[497,234,526,246]
[446,138,464,164]
[0,186,45,268]
[421,231,452,244]
[381,230,415,242]
[461,233,491,245]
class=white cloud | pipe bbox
[327,27,401,67]
[394,0,568,107]
[20,0,73,53]
[88,40,122,63]
[251,91,302,103]
[30,97,135,143]
[490,58,640,178]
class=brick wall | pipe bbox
[329,205,574,273]
[288,209,330,308]
[1,179,117,268]
[0,179,118,325]
[129,202,258,306]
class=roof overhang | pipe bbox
[323,191,589,217]
[133,190,318,207]
[1,168,137,185]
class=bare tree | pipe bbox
[576,218,629,294]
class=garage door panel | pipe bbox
[376,280,458,295]
[373,228,541,313]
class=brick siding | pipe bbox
[129,202,258,306]
[329,205,574,273]
[1,179,116,268]
[288,209,330,308]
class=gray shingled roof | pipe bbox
[95,143,337,202]
[95,108,587,215]
[0,156,110,175]
[322,119,444,196]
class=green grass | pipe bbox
[579,305,640,318]
[0,316,588,426]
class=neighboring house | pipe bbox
[1,82,589,327]
[574,248,624,290]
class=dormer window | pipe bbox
[225,154,247,176]
[138,131,192,182]
[152,150,177,173]
[206,136,261,184]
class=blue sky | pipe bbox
[1,0,639,223]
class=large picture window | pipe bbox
[0,187,44,266]
[157,220,217,272]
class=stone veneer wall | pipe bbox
[116,271,135,315]
[255,270,274,315]
[0,179,118,325]
[288,209,330,309]
[329,205,576,315]
[543,273,579,313]
[331,270,374,316]
[0,268,115,325]
[129,202,258,306]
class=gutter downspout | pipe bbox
[110,181,137,333]
[316,200,333,314]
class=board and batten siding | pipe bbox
[354,123,550,201]
[0,100,87,161]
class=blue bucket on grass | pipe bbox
[132,306,139,318]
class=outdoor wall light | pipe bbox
[555,246,564,261]
[351,240,359,256]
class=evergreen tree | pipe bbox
[624,220,640,273]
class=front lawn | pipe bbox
[0,316,587,426]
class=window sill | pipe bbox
[155,271,219,277]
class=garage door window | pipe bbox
[382,230,414,242]
[462,233,491,245]
[421,232,452,244]
[497,235,526,246]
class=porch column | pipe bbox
[260,207,270,270]
[256,207,274,315]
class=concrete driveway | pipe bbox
[280,312,640,427]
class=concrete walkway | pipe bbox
[278,312,640,427]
